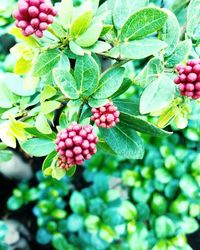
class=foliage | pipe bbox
[7,104,200,249]
[0,0,199,179]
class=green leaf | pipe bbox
[36,113,52,134]
[4,73,35,96]
[53,69,79,99]
[140,74,175,114]
[21,138,55,157]
[117,102,172,137]
[9,27,40,47]
[41,101,61,114]
[165,39,192,68]
[135,58,163,88]
[93,67,125,99]
[7,196,23,210]
[100,124,144,159]
[57,51,71,72]
[59,0,73,29]
[25,127,56,140]
[0,77,13,108]
[88,98,109,108]
[51,209,67,220]
[179,174,198,198]
[69,191,86,214]
[52,233,70,250]
[76,22,103,47]
[159,10,180,57]
[66,165,77,177]
[99,224,115,243]
[0,150,13,163]
[41,85,57,102]
[69,41,84,56]
[187,0,200,22]
[42,151,57,172]
[112,78,132,98]
[120,38,167,60]
[113,0,148,30]
[179,217,199,234]
[155,216,176,238]
[88,41,111,53]
[97,139,117,156]
[119,201,137,220]
[67,214,83,232]
[113,99,140,116]
[120,7,168,41]
[70,11,93,38]
[33,49,61,77]
[74,54,99,97]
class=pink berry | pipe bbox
[195,82,200,90]
[39,12,48,21]
[185,83,194,91]
[31,18,39,27]
[91,101,120,128]
[28,6,39,17]
[30,0,40,6]
[187,73,197,82]
[55,122,98,169]
[35,29,43,38]
[179,74,187,82]
[47,15,54,24]
[193,64,200,74]
[25,25,34,35]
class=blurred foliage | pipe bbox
[6,109,200,249]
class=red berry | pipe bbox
[91,101,120,128]
[13,0,57,38]
[195,82,200,91]
[193,64,200,74]
[39,22,48,30]
[39,12,47,21]
[187,73,197,83]
[56,122,98,169]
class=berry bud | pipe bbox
[91,101,120,128]
[13,0,57,38]
[174,59,200,100]
[56,122,98,170]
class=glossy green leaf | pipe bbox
[74,54,99,97]
[21,138,55,157]
[93,67,125,99]
[159,10,180,57]
[33,49,61,77]
[59,0,73,29]
[69,191,86,214]
[70,11,93,38]
[76,22,103,47]
[113,0,148,30]
[165,39,192,68]
[36,113,52,134]
[140,74,175,114]
[120,38,167,60]
[100,124,144,159]
[135,58,164,87]
[53,69,79,99]
[69,41,84,56]
[120,7,168,41]
[155,216,176,238]
[41,101,61,114]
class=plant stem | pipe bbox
[77,103,85,123]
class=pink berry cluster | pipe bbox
[91,102,120,128]
[55,122,98,169]
[174,59,200,100]
[12,0,57,38]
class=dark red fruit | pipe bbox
[55,122,98,170]
[91,101,120,128]
[12,0,57,38]
[174,60,200,100]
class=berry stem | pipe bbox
[77,103,85,123]
[47,26,61,41]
